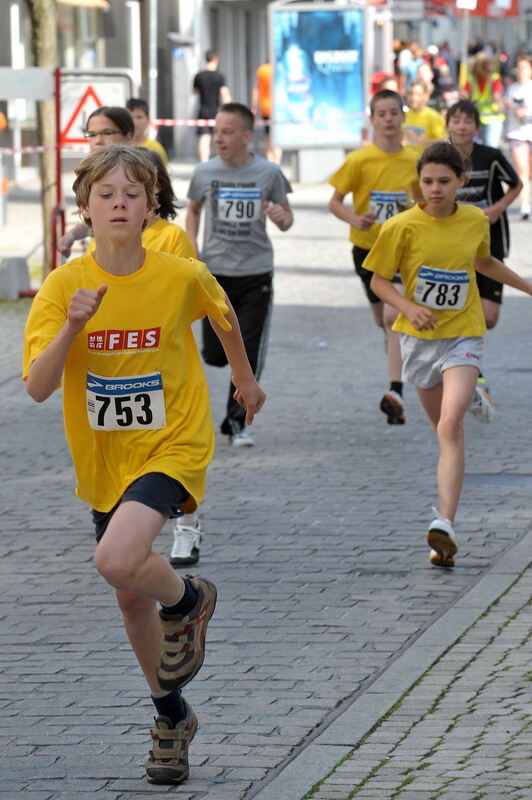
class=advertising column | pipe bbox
[271,2,367,181]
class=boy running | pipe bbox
[446,100,523,331]
[447,100,523,410]
[329,89,420,425]
[365,141,532,567]
[186,102,292,447]
[403,80,446,153]
[23,145,266,785]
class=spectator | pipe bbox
[193,50,231,163]
[462,52,505,148]
[401,42,425,92]
[505,55,532,219]
[251,62,282,165]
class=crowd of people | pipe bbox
[19,43,532,789]
[388,42,532,217]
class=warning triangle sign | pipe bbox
[61,85,104,144]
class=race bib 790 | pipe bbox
[217,188,263,222]
[86,371,166,431]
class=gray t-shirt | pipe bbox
[187,154,292,276]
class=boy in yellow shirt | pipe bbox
[403,80,446,153]
[329,89,419,425]
[127,97,169,165]
[23,145,265,785]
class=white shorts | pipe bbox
[400,335,484,389]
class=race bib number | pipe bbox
[414,266,469,311]
[218,187,262,222]
[459,199,488,209]
[403,124,425,141]
[86,371,166,431]
[370,191,407,223]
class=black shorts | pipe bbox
[352,246,401,304]
[476,272,503,305]
[91,472,190,542]
[196,126,213,137]
[262,115,271,135]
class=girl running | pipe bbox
[364,141,532,567]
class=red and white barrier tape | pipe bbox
[153,118,216,127]
[0,143,89,155]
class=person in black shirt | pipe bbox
[447,100,522,329]
[193,50,231,162]
[446,100,523,402]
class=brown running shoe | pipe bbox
[157,576,217,691]
[145,699,198,785]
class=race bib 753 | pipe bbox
[86,371,166,431]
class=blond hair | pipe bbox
[471,52,496,81]
[73,145,157,227]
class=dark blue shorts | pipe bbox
[92,472,189,542]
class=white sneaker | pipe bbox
[170,514,202,566]
[469,386,495,423]
[427,507,458,568]
[231,429,255,447]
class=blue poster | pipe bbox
[272,6,366,148]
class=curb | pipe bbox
[248,526,532,800]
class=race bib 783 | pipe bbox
[414,266,469,311]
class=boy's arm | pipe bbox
[26,285,107,402]
[58,221,90,258]
[185,199,203,258]
[328,189,376,230]
[265,199,293,231]
[475,256,532,295]
[484,177,523,225]
[370,272,438,331]
[207,298,266,424]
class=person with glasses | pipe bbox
[58,107,134,257]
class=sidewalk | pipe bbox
[302,565,531,800]
[0,168,531,800]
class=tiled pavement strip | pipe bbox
[0,166,531,799]
[296,568,531,800]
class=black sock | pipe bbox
[151,689,186,725]
[161,577,198,617]
[390,381,403,397]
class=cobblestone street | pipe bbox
[0,173,531,799]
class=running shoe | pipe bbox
[170,515,202,567]
[469,385,495,423]
[427,508,458,568]
[145,699,198,785]
[380,391,406,425]
[158,576,217,690]
[231,429,255,447]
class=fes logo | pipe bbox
[88,328,161,352]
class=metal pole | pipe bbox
[149,0,158,120]
[0,156,6,229]
[459,11,471,89]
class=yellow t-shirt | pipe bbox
[23,250,231,512]
[363,203,490,340]
[328,144,420,250]
[403,107,446,153]
[140,136,169,166]
[87,218,195,260]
